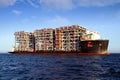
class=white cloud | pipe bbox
[12,10,22,15]
[22,18,29,23]
[0,0,17,6]
[47,16,70,26]
[115,10,120,20]
[27,0,40,8]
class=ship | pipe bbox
[9,25,109,56]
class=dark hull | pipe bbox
[80,39,109,53]
[9,40,109,56]
[9,51,109,56]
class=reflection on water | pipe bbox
[0,53,120,80]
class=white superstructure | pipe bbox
[84,30,100,40]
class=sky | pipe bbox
[0,0,120,53]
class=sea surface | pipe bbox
[0,53,120,80]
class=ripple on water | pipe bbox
[0,53,120,80]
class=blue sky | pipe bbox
[0,0,120,53]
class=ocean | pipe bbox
[0,53,120,80]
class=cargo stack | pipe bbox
[13,25,87,52]
[55,28,62,51]
[34,28,54,51]
[55,25,86,51]
[14,31,34,52]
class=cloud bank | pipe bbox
[0,0,16,6]
[74,0,120,7]
[40,0,120,10]
[40,0,73,10]
[1,0,120,9]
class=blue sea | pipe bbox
[0,53,120,80]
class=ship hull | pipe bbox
[9,51,109,56]
[80,39,109,54]
[9,40,109,56]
